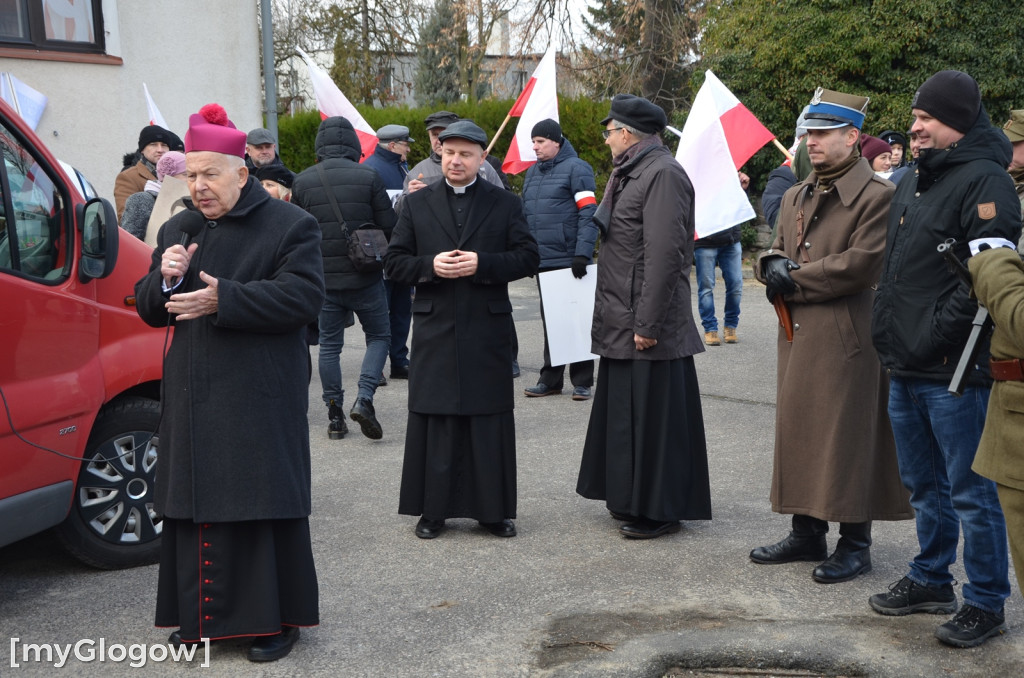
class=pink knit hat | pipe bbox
[184,103,246,158]
[156,151,187,180]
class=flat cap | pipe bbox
[246,128,276,145]
[803,88,869,130]
[423,110,460,130]
[438,120,488,148]
[1003,110,1024,143]
[601,94,667,134]
[377,124,414,143]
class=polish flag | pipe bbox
[143,83,168,129]
[501,43,559,174]
[297,48,377,162]
[676,70,775,238]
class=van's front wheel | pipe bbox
[55,397,162,569]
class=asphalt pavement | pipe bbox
[1,273,1022,677]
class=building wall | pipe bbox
[0,0,262,203]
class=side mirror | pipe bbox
[78,198,119,282]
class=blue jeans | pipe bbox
[694,242,742,333]
[887,376,1010,613]
[318,281,391,405]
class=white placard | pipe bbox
[538,265,599,366]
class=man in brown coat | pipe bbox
[751,88,912,583]
[575,95,711,539]
[114,124,174,220]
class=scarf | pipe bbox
[593,135,663,233]
[814,145,861,189]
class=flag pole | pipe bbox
[772,138,794,161]
[485,113,513,155]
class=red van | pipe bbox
[0,98,165,568]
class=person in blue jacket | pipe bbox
[520,119,599,401]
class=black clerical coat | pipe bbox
[385,179,538,414]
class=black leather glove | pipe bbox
[571,256,589,279]
[763,256,801,296]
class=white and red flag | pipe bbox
[297,48,377,162]
[676,70,775,238]
[501,43,559,174]
[143,83,168,129]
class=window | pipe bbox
[0,117,67,280]
[0,0,104,54]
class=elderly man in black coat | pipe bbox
[135,104,325,662]
[385,120,539,540]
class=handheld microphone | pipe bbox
[178,211,204,246]
[171,212,204,286]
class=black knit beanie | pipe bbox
[911,70,981,133]
[531,119,562,143]
[138,125,173,151]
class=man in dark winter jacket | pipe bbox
[521,119,598,401]
[244,128,285,172]
[870,70,1017,649]
[364,124,415,379]
[292,116,397,440]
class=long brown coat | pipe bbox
[755,158,911,522]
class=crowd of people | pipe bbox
[116,67,1024,661]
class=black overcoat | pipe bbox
[135,179,325,522]
[384,179,538,414]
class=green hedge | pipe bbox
[276,97,615,198]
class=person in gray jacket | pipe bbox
[521,118,598,401]
[576,95,711,539]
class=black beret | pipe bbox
[438,120,488,148]
[600,94,667,134]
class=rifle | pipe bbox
[936,238,992,396]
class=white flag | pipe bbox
[143,83,168,129]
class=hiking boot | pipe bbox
[349,397,383,440]
[935,605,1005,648]
[704,331,720,346]
[868,576,958,616]
[327,399,347,440]
[723,327,738,343]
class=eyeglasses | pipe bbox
[602,127,625,139]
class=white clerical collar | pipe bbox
[445,177,477,194]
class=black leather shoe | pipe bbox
[168,631,198,649]
[247,627,300,662]
[378,374,388,386]
[390,365,409,379]
[812,547,872,583]
[813,521,872,583]
[609,510,635,521]
[349,398,383,439]
[480,519,516,537]
[620,518,681,539]
[750,533,827,564]
[524,383,562,397]
[415,517,445,539]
